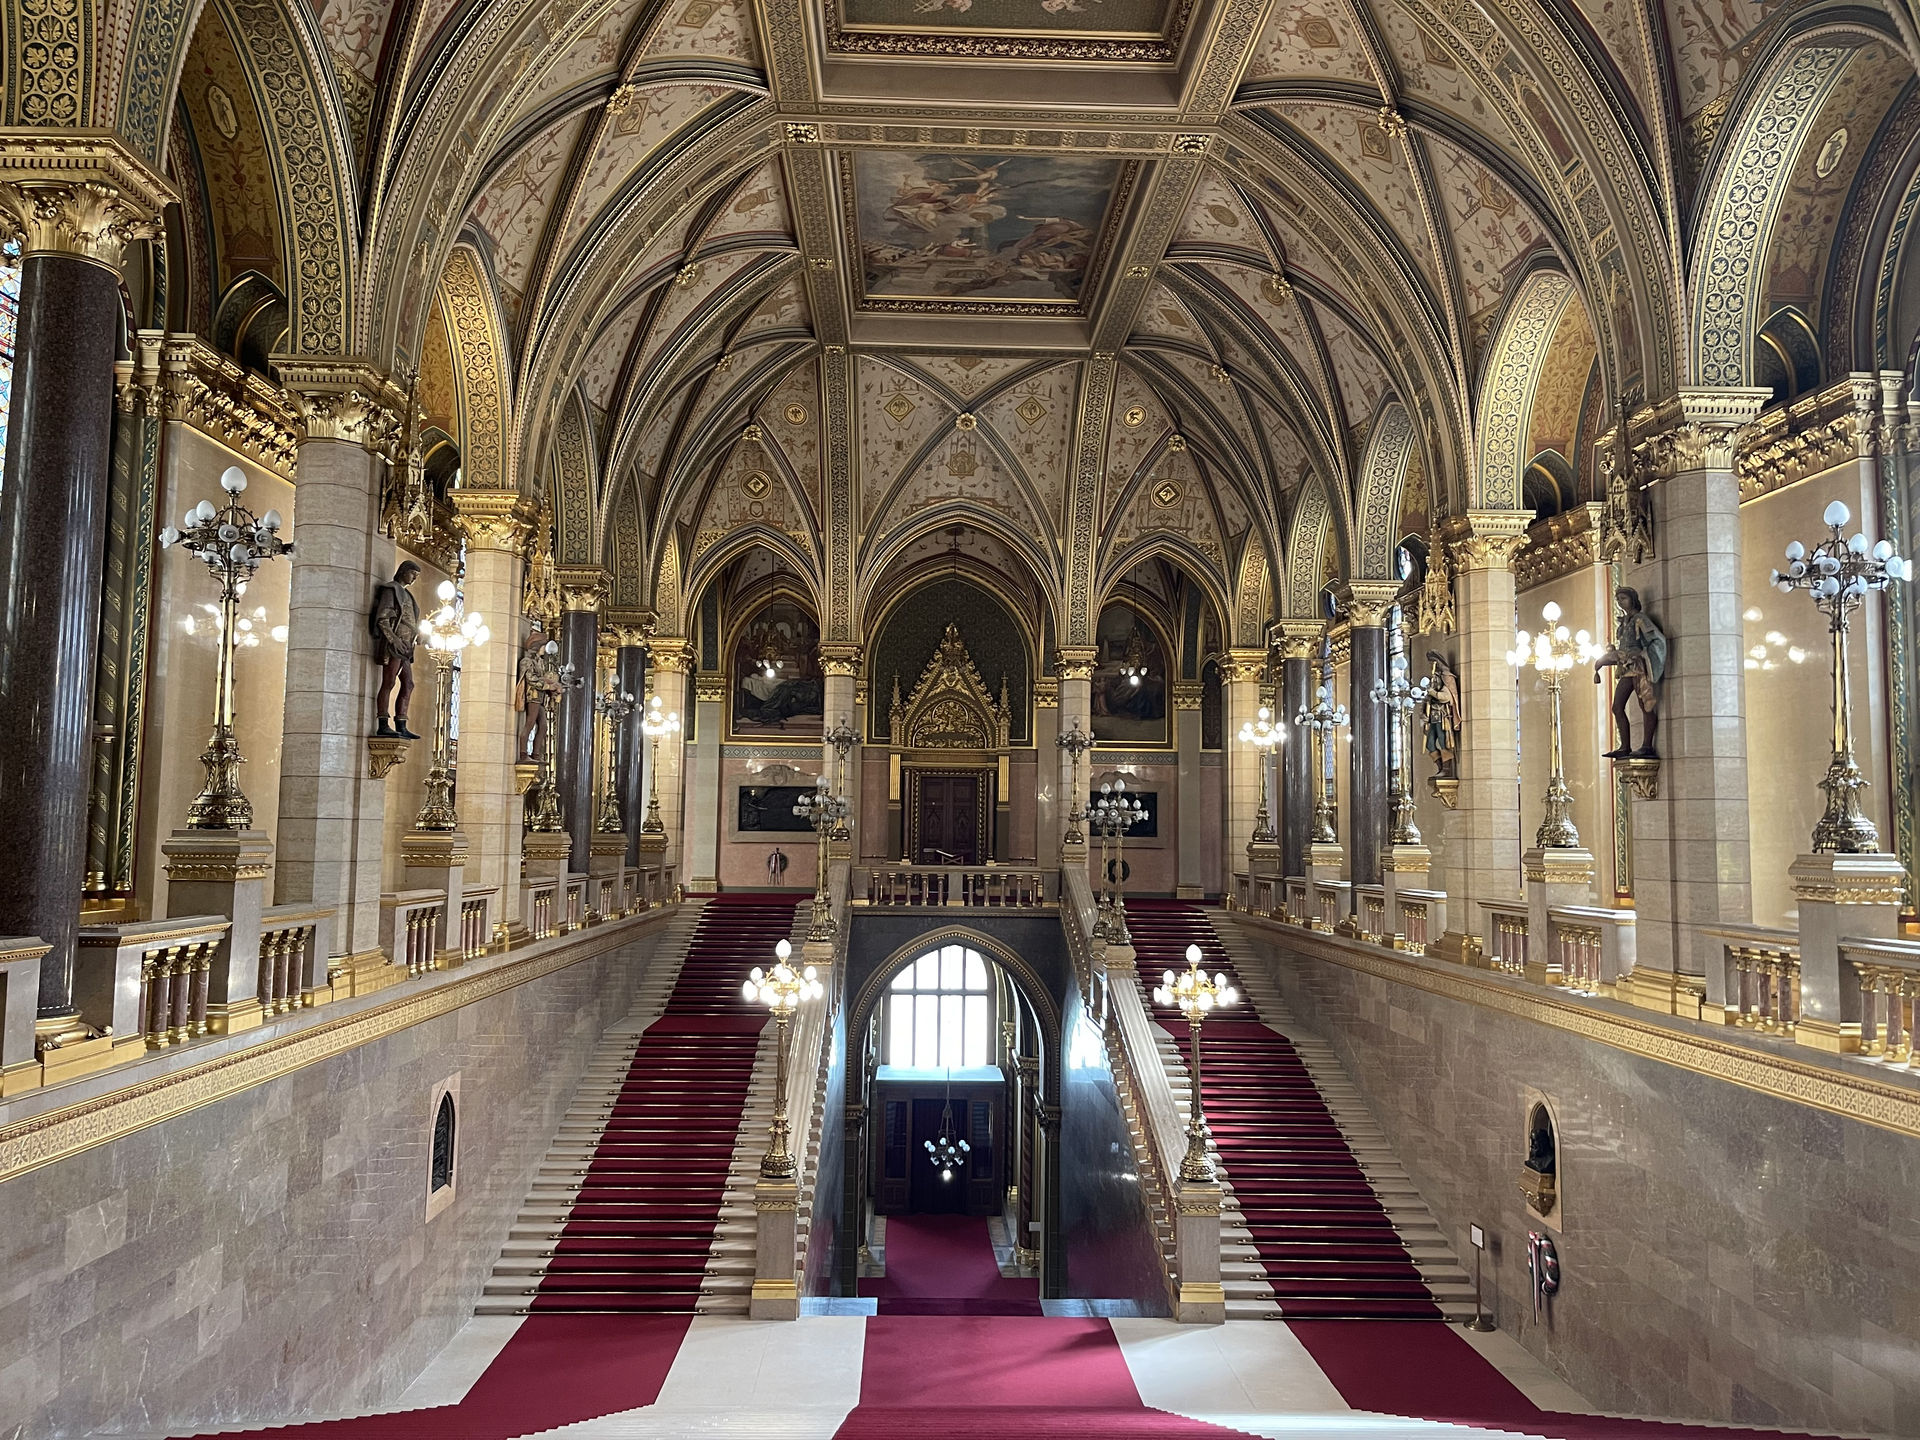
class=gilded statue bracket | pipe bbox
[1428,776,1460,810]
[367,735,412,780]
[1614,756,1660,801]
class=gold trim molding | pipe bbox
[1515,504,1603,591]
[119,333,301,479]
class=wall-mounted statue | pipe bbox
[1595,586,1666,758]
[370,561,422,739]
[514,623,559,761]
[1422,651,1461,778]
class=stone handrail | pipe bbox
[855,863,1051,908]
[1837,937,1920,1059]
[1548,905,1635,995]
[380,890,444,977]
[1707,923,1801,1033]
[76,917,231,1048]
[1481,898,1530,977]
[0,937,48,1094]
[525,878,558,940]
[258,905,331,1014]
[458,887,497,960]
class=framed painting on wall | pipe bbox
[732,600,824,736]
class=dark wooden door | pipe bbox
[916,774,981,864]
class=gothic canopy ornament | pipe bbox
[888,623,1013,750]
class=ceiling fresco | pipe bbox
[847,151,1131,312]
[823,0,1191,58]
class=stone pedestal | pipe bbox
[522,829,572,916]
[1173,1181,1226,1324]
[403,831,467,967]
[750,1178,801,1320]
[1791,852,1904,1053]
[1382,843,1432,944]
[590,833,628,918]
[1524,847,1595,984]
[1245,839,1283,878]
[1305,843,1345,930]
[161,829,274,1033]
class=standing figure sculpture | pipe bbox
[514,624,556,761]
[370,561,422,738]
[1594,587,1666,758]
[1422,651,1462,779]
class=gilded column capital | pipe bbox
[1055,645,1099,682]
[276,359,407,452]
[603,609,656,650]
[648,639,695,675]
[1220,646,1268,684]
[451,491,535,553]
[556,566,610,613]
[0,132,172,266]
[1338,580,1402,628]
[1445,511,1533,573]
[1271,620,1322,661]
[1170,680,1204,711]
[1639,387,1771,474]
[819,642,863,677]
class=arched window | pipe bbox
[431,1092,456,1193]
[886,944,992,1068]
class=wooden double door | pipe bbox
[912,770,985,864]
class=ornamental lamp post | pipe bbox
[594,681,636,833]
[824,715,858,844]
[1154,942,1238,1183]
[1770,500,1912,852]
[1369,657,1430,846]
[1294,685,1349,845]
[743,938,824,1179]
[1505,601,1600,850]
[526,641,568,834]
[638,692,680,835]
[1090,779,1146,944]
[1055,721,1095,849]
[158,465,292,829]
[413,581,490,832]
[1236,705,1283,848]
[794,773,851,941]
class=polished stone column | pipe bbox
[684,670,722,888]
[273,366,401,976]
[648,641,694,869]
[1621,390,1768,1007]
[1344,585,1399,890]
[617,639,648,866]
[1220,648,1267,893]
[1275,625,1319,880]
[451,493,530,940]
[1056,647,1096,868]
[1437,513,1533,964]
[1173,680,1205,898]
[556,572,606,872]
[821,644,861,860]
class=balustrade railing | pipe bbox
[257,906,327,1014]
[1356,885,1387,942]
[525,879,556,940]
[1550,917,1602,994]
[856,864,1051,908]
[1708,925,1801,1034]
[1285,878,1309,925]
[1482,901,1529,977]
[1310,880,1345,931]
[76,918,230,1049]
[1840,939,1920,1063]
[1398,891,1440,954]
[459,887,496,960]
[563,877,586,932]
[381,890,444,977]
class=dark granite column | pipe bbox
[618,642,647,864]
[558,602,601,870]
[1346,590,1397,890]
[0,250,126,1020]
[1277,629,1318,880]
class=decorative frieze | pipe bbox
[118,332,301,479]
[1736,375,1878,502]
[1444,511,1533,573]
[0,132,172,264]
[1515,504,1603,591]
[275,359,408,453]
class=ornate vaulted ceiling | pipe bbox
[129,0,1920,639]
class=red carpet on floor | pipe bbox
[1289,1319,1850,1440]
[175,1315,690,1439]
[832,1316,1257,1438]
[860,1213,1043,1315]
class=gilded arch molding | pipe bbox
[550,389,598,568]
[1286,473,1337,619]
[1476,271,1574,511]
[1355,401,1416,581]
[440,245,511,490]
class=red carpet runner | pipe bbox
[831,1317,1256,1438]
[1128,901,1440,1319]
[859,1213,1044,1315]
[532,895,800,1312]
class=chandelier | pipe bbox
[924,1071,971,1181]
[1118,626,1148,684]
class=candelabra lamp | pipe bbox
[1236,704,1283,853]
[159,465,292,830]
[1506,602,1600,851]
[824,715,858,845]
[1090,779,1147,944]
[638,692,680,844]
[524,642,568,835]
[1294,685,1349,847]
[594,681,636,834]
[743,938,824,1179]
[1154,943,1238,1182]
[1771,500,1913,853]
[794,773,851,941]
[1055,721,1096,851]
[1369,658,1430,847]
[413,582,490,833]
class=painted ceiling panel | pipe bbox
[859,359,957,523]
[872,429,1049,553]
[470,110,587,312]
[1136,282,1211,347]
[1314,305,1390,433]
[627,247,758,380]
[514,0,644,120]
[644,0,763,64]
[1109,447,1228,576]
[1527,294,1595,459]
[733,274,812,343]
[763,361,823,518]
[1271,102,1439,293]
[1102,364,1174,527]
[901,354,1038,400]
[1369,1,1528,170]
[676,335,788,448]
[706,161,793,244]
[1173,172,1268,255]
[1244,1,1378,82]
[578,295,648,411]
[1426,135,1545,321]
[972,362,1079,524]
[311,0,391,152]
[560,83,738,254]
[1660,0,1776,120]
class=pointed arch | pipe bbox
[1284,473,1336,620]
[440,244,512,492]
[1475,270,1574,511]
[1354,400,1416,581]
[606,476,646,611]
[549,388,598,567]
[1232,539,1272,648]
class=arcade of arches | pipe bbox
[8,0,1920,1435]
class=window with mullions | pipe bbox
[0,241,20,480]
[886,944,993,1069]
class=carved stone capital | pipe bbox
[1270,620,1322,661]
[275,359,407,451]
[1220,646,1269,684]
[1338,580,1402,628]
[1170,680,1204,711]
[1515,503,1603,591]
[556,565,610,613]
[648,639,695,675]
[1640,387,1771,475]
[119,331,302,478]
[0,132,172,265]
[1446,511,1533,573]
[819,642,863,678]
[1055,645,1099,682]
[451,491,535,553]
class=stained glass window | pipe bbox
[0,241,20,482]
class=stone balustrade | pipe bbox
[0,937,48,1094]
[1548,905,1635,994]
[257,905,331,1014]
[1396,889,1445,954]
[1482,900,1530,978]
[1840,938,1920,1063]
[459,887,497,960]
[854,863,1051,908]
[1355,884,1387,942]
[76,916,232,1049]
[381,890,444,977]
[1707,924,1802,1033]
[526,878,557,940]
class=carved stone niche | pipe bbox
[1519,1092,1561,1228]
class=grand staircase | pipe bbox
[479,896,805,1315]
[1124,900,1472,1321]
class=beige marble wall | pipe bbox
[0,930,667,1440]
[1248,929,1920,1437]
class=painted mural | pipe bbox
[732,600,824,735]
[853,151,1123,305]
[1091,603,1168,744]
[837,0,1173,36]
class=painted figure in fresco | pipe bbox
[514,624,558,761]
[1595,587,1666,758]
[370,561,422,739]
[1422,651,1461,779]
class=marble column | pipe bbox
[1221,648,1267,894]
[821,644,861,861]
[1437,513,1532,964]
[1344,584,1399,891]
[617,640,648,866]
[451,494,530,941]
[557,572,606,872]
[1621,389,1768,1007]
[1173,681,1205,898]
[274,365,402,975]
[1275,625,1319,880]
[684,671,722,889]
[1034,682,1060,866]
[648,641,694,871]
[0,182,157,1021]
[1056,647,1096,868]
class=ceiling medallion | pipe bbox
[1122,405,1147,427]
[1015,396,1048,429]
[1262,274,1293,305]
[1126,263,1153,279]
[784,403,809,425]
[1816,127,1849,178]
[1168,433,1187,453]
[1209,364,1230,383]
[743,424,763,443]
[1171,134,1210,155]
[675,262,703,288]
[883,391,918,423]
[743,471,771,498]
[954,412,977,431]
[786,122,820,143]
[1152,480,1182,508]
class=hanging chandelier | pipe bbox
[1118,625,1148,685]
[755,560,782,680]
[924,1070,971,1181]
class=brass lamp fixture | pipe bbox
[638,692,680,834]
[594,680,636,833]
[743,938,824,1180]
[159,465,292,830]
[1153,943,1238,1183]
[1770,500,1913,852]
[1294,684,1349,844]
[1055,721,1095,847]
[793,773,851,941]
[1236,704,1283,845]
[414,581,490,832]
[1090,779,1147,944]
[1369,657,1430,846]
[1506,601,1600,850]
[525,641,567,834]
[823,714,858,844]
